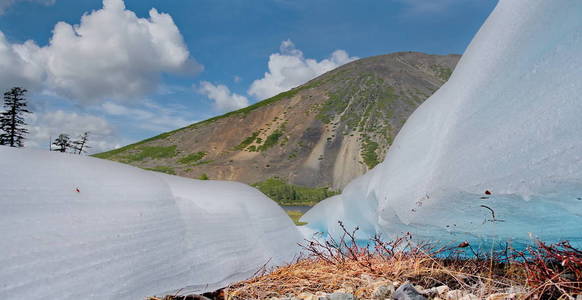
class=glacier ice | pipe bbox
[0,147,301,299]
[303,0,582,248]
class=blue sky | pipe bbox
[0,0,497,152]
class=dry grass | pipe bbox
[225,232,517,298]
[152,222,581,300]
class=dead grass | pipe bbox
[151,222,581,300]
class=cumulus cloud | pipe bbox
[101,101,194,132]
[248,39,357,100]
[0,0,55,15]
[0,0,200,102]
[26,110,120,153]
[198,81,249,113]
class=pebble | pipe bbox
[423,285,449,298]
[182,296,211,300]
[460,294,479,300]
[296,292,328,300]
[392,283,428,300]
[486,293,517,300]
[328,292,356,300]
[295,292,312,299]
[435,286,450,296]
[414,285,425,294]
[267,284,536,300]
[371,284,395,299]
[446,290,465,300]
[360,274,374,282]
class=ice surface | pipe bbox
[0,147,301,299]
[303,0,582,248]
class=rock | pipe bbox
[328,292,356,300]
[486,293,517,300]
[372,284,395,299]
[460,294,479,300]
[446,290,465,300]
[183,296,211,300]
[422,285,449,298]
[294,292,333,300]
[371,280,393,289]
[436,286,450,296]
[392,283,428,300]
[360,274,374,282]
[297,292,319,300]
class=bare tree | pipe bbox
[72,132,90,154]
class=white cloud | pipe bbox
[248,39,357,100]
[26,110,120,153]
[101,101,193,132]
[198,81,249,113]
[0,0,201,103]
[0,0,55,15]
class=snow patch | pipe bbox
[0,147,301,299]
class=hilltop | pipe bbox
[95,52,459,192]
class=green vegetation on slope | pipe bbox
[144,166,176,175]
[431,64,453,81]
[316,73,399,133]
[235,132,259,150]
[258,130,283,151]
[361,135,380,169]
[178,151,207,164]
[252,177,339,206]
[124,146,177,162]
[94,79,324,160]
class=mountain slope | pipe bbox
[96,52,460,190]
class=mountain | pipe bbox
[95,52,460,190]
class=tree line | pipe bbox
[0,87,90,154]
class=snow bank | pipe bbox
[0,147,301,299]
[303,0,582,248]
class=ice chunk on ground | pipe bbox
[0,147,301,299]
[303,0,582,248]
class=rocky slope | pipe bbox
[96,52,459,190]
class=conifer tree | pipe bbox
[52,134,72,153]
[0,87,31,147]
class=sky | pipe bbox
[0,0,497,153]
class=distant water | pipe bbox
[281,205,312,213]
